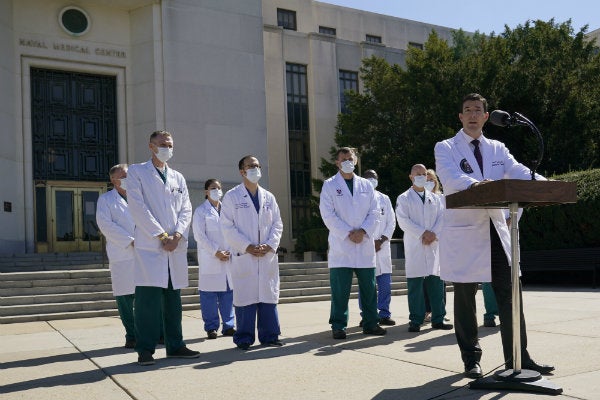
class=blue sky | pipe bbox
[319,0,598,35]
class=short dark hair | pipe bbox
[335,147,356,159]
[238,155,256,170]
[204,178,220,198]
[461,93,488,112]
[149,130,172,142]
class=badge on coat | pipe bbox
[460,158,474,174]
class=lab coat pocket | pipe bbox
[230,253,258,279]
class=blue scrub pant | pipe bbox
[407,275,446,325]
[115,294,135,341]
[233,303,280,346]
[482,282,499,322]
[358,273,392,319]
[134,274,185,355]
[199,287,235,333]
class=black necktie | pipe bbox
[472,139,483,174]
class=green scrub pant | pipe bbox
[134,276,184,355]
[407,275,446,325]
[482,282,499,322]
[115,294,135,341]
[329,267,378,331]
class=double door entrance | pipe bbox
[31,67,118,253]
[35,183,106,253]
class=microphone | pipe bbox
[489,110,524,127]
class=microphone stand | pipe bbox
[511,112,544,181]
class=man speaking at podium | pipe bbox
[434,93,554,379]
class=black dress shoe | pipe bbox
[363,325,387,335]
[464,361,483,379]
[432,322,453,330]
[483,319,496,327]
[332,329,347,339]
[521,360,555,374]
[379,317,396,326]
[408,323,420,332]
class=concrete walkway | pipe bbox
[1,285,599,400]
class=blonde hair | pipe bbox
[426,168,442,194]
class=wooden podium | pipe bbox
[445,179,576,395]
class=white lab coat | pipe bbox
[374,190,396,275]
[220,183,283,307]
[126,159,192,289]
[319,172,380,269]
[96,189,135,296]
[395,188,444,278]
[434,129,545,283]
[192,199,231,292]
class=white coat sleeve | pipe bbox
[96,195,134,248]
[319,183,353,240]
[381,195,396,239]
[174,177,192,238]
[431,198,445,236]
[192,206,219,255]
[434,140,478,192]
[220,191,253,254]
[395,195,427,239]
[361,188,380,239]
[264,195,283,252]
[126,166,165,238]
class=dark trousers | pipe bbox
[134,274,185,355]
[453,221,530,367]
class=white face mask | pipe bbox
[424,181,435,192]
[208,188,222,202]
[367,178,378,189]
[245,168,261,183]
[118,178,128,191]
[340,160,355,174]
[413,175,427,188]
[155,147,173,163]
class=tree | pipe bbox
[329,19,600,205]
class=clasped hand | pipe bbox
[348,229,366,244]
[421,230,437,245]
[246,244,273,257]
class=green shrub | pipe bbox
[520,168,600,250]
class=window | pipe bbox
[286,63,311,237]
[365,34,382,44]
[319,26,336,36]
[339,70,359,115]
[408,42,424,50]
[59,6,90,36]
[277,8,297,31]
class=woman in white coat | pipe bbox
[96,164,136,348]
[192,179,235,339]
[220,156,283,350]
[395,164,451,332]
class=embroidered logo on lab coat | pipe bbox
[460,158,474,173]
[235,202,250,209]
[492,160,505,167]
[336,189,343,196]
